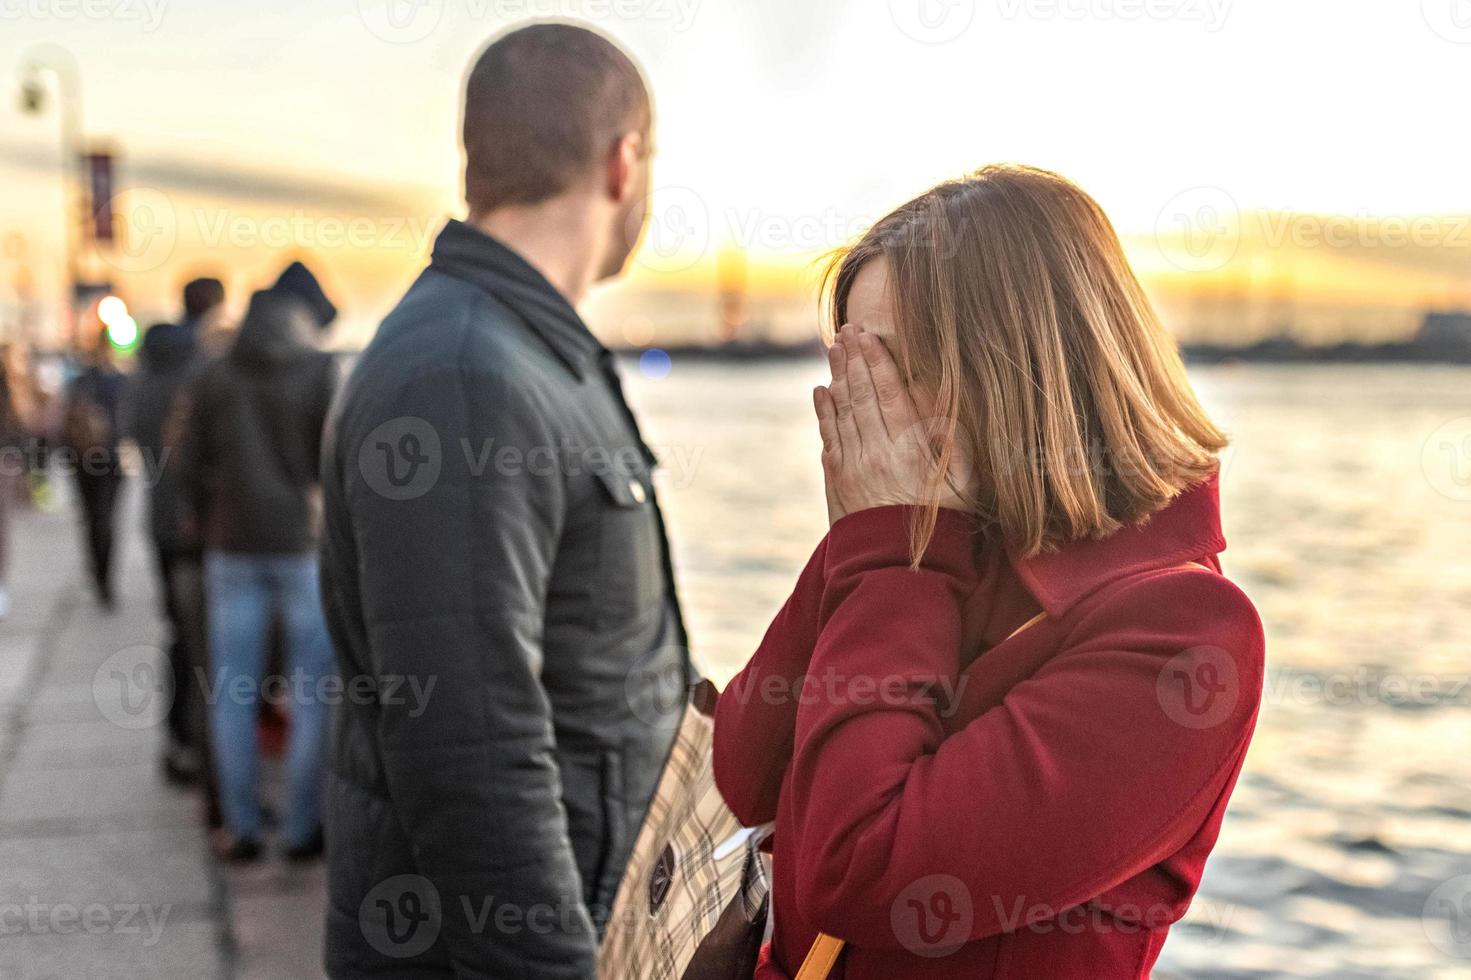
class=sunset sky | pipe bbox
[2,0,1469,346]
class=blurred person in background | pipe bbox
[272,260,337,335]
[140,275,230,827]
[319,23,686,979]
[179,276,227,347]
[125,310,209,786]
[0,342,33,618]
[62,329,128,609]
[178,271,339,865]
[24,349,66,511]
[714,166,1265,980]
[252,260,339,761]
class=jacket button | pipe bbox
[628,479,647,504]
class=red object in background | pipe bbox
[257,703,288,759]
[84,151,115,244]
[713,476,1265,979]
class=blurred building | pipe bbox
[1415,310,1471,358]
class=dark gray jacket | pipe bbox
[124,321,197,550]
[179,291,337,555]
[320,221,688,979]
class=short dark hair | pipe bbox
[463,23,650,214]
[182,277,225,319]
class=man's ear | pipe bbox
[606,131,644,203]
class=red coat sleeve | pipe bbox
[786,505,1264,947]
[713,538,830,827]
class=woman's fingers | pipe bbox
[858,330,920,437]
[827,339,862,452]
[840,324,887,441]
[813,385,845,525]
[813,384,840,462]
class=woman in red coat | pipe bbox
[712,165,1264,979]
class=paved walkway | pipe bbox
[0,481,326,980]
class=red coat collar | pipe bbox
[1005,473,1227,618]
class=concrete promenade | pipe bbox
[0,482,326,979]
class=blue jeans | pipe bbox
[205,551,334,845]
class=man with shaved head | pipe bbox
[320,23,687,979]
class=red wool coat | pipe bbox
[712,476,1264,979]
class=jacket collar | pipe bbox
[428,219,605,379]
[1006,473,1227,618]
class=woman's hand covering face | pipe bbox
[813,323,974,525]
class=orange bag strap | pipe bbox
[791,561,1209,977]
[792,932,845,980]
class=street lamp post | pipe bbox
[18,44,84,348]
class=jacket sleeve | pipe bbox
[347,358,594,979]
[712,537,829,826]
[787,505,1263,947]
[171,374,208,544]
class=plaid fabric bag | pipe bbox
[598,679,772,980]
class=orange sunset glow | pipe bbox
[4,2,1470,350]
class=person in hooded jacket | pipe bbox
[178,282,338,863]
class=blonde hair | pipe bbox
[826,165,1226,559]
